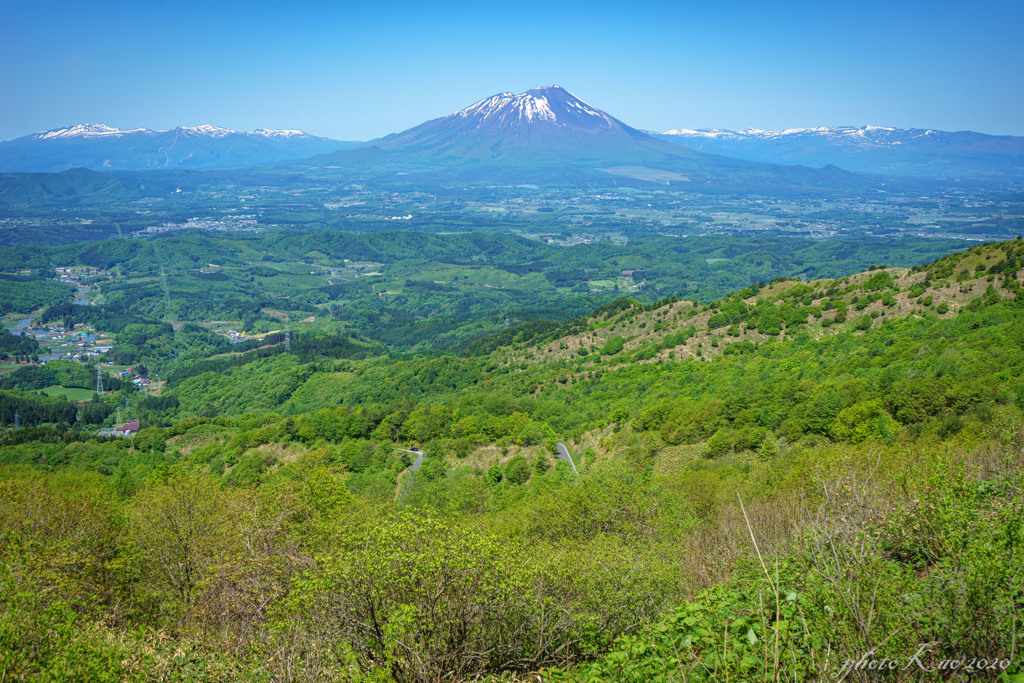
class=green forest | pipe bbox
[1,230,970,352]
[1,236,1023,681]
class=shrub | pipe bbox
[602,336,625,356]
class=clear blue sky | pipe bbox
[2,0,1022,141]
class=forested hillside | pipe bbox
[1,240,1022,681]
[1,231,969,351]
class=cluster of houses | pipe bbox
[120,367,151,390]
[18,322,113,362]
[137,215,260,236]
[53,266,96,285]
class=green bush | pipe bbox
[829,399,900,443]
[504,455,531,485]
[602,336,625,356]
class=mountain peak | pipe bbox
[452,86,615,131]
[525,84,565,94]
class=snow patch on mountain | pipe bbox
[175,125,233,137]
[33,124,315,140]
[252,128,307,138]
[35,124,152,140]
[652,123,1024,180]
[659,125,920,144]
[454,86,610,129]
[662,128,734,139]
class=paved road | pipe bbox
[394,448,424,471]
[556,442,578,475]
[394,448,424,504]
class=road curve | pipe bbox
[556,442,578,475]
[393,447,424,471]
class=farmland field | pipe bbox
[35,384,96,401]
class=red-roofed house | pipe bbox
[116,421,140,436]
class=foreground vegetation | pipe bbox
[1,240,1023,681]
[2,424,1021,681]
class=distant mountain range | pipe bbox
[2,87,1022,186]
[301,86,867,191]
[652,126,1024,179]
[0,124,358,172]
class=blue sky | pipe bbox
[1,0,1022,141]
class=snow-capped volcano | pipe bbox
[361,85,658,160]
[2,124,358,172]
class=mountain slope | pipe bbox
[0,167,177,206]
[654,126,1024,179]
[0,124,358,172]
[303,86,873,191]
[493,239,1024,374]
